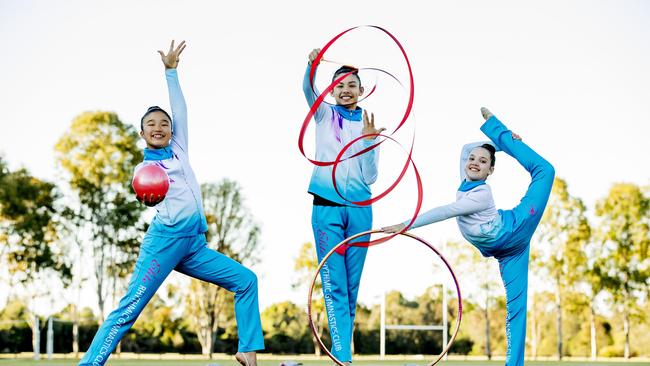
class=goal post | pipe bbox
[379,282,448,359]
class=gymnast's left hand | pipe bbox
[158,40,186,70]
[362,110,386,140]
[382,223,406,234]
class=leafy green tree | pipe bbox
[595,183,649,358]
[527,291,552,358]
[184,179,260,357]
[583,240,606,359]
[0,157,71,285]
[533,177,590,360]
[54,111,144,321]
[0,298,32,352]
[445,240,500,359]
[0,157,72,354]
[261,301,312,353]
[125,293,186,352]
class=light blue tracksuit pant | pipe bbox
[312,204,372,362]
[78,233,264,366]
[481,116,555,366]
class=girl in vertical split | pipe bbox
[303,48,385,364]
[78,41,264,366]
[384,108,555,366]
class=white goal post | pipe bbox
[379,282,448,359]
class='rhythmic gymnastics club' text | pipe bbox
[92,258,160,365]
[321,263,342,352]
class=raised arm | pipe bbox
[158,40,189,152]
[302,48,328,123]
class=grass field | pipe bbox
[1,358,650,366]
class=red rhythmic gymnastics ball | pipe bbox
[132,164,169,200]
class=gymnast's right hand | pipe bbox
[382,223,406,234]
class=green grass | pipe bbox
[1,359,650,366]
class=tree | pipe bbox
[261,301,311,353]
[583,241,606,360]
[0,157,70,285]
[126,292,186,352]
[292,241,327,355]
[528,291,555,358]
[0,157,71,354]
[54,111,145,321]
[444,240,501,359]
[532,177,590,360]
[595,183,649,359]
[184,179,260,358]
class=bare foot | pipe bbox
[235,351,257,366]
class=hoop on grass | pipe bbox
[307,229,463,366]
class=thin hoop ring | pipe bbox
[307,229,463,366]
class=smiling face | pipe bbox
[330,73,364,110]
[140,111,172,149]
[465,147,495,181]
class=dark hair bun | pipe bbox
[481,143,496,154]
[480,143,496,167]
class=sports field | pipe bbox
[2,359,650,366]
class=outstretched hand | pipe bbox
[382,223,406,234]
[362,110,386,140]
[158,40,186,70]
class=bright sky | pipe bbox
[1,1,649,317]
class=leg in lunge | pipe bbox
[78,235,187,366]
[175,235,264,364]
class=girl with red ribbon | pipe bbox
[303,47,385,364]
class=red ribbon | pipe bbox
[299,25,421,253]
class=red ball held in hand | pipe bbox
[132,164,169,201]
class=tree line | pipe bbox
[0,111,648,358]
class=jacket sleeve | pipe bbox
[302,63,328,123]
[360,138,380,185]
[405,189,493,229]
[166,69,189,153]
